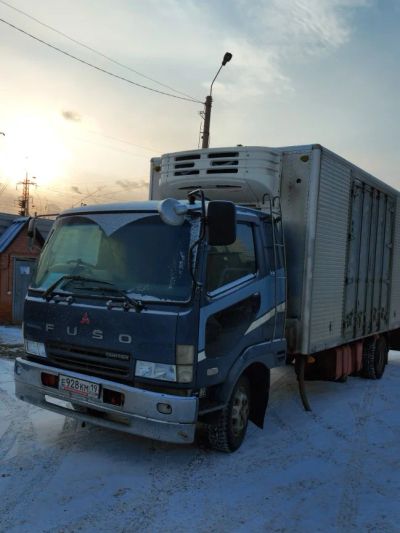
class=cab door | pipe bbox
[197,217,277,385]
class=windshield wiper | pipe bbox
[42,275,84,300]
[79,285,145,312]
[42,275,144,312]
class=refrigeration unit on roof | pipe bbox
[159,146,282,204]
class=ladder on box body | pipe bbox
[260,195,287,342]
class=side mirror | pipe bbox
[207,201,236,246]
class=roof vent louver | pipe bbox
[175,154,201,162]
[208,151,239,158]
[211,160,238,167]
[174,170,200,176]
[206,168,239,174]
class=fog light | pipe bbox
[103,388,124,406]
[41,373,59,388]
[157,403,172,414]
[14,362,22,375]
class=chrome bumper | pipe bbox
[14,358,198,444]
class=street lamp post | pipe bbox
[201,52,232,149]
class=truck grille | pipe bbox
[46,342,131,380]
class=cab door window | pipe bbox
[206,223,256,293]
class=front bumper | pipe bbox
[14,357,198,444]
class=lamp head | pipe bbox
[222,52,233,66]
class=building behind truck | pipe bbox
[14,144,400,452]
[0,214,53,323]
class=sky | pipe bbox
[0,0,399,214]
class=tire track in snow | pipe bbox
[0,405,84,531]
[335,380,375,531]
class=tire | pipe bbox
[207,375,250,453]
[361,336,387,380]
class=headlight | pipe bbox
[135,361,177,382]
[135,345,195,384]
[25,340,46,357]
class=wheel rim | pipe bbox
[231,386,249,436]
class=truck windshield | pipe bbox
[32,213,196,302]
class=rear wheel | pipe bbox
[361,336,387,380]
[207,376,250,453]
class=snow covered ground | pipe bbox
[0,326,23,346]
[0,326,24,359]
[0,354,399,533]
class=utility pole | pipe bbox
[201,52,232,149]
[17,174,36,216]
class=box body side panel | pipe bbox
[341,177,395,341]
[308,152,351,352]
[284,147,399,355]
[389,196,400,328]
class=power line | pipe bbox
[68,135,150,158]
[85,129,159,153]
[0,16,203,104]
[0,0,199,102]
[71,186,106,207]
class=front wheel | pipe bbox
[207,375,250,453]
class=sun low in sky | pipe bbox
[2,114,70,187]
[0,0,399,214]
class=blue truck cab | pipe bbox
[15,193,286,452]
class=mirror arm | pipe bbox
[187,189,207,288]
[187,189,206,222]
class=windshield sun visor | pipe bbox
[78,212,156,236]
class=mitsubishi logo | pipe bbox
[80,312,90,325]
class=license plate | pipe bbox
[59,375,100,399]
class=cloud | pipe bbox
[116,179,148,191]
[257,0,370,53]
[201,0,370,101]
[62,110,82,122]
[208,39,292,103]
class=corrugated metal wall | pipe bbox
[389,196,400,329]
[308,153,351,351]
[343,181,395,340]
